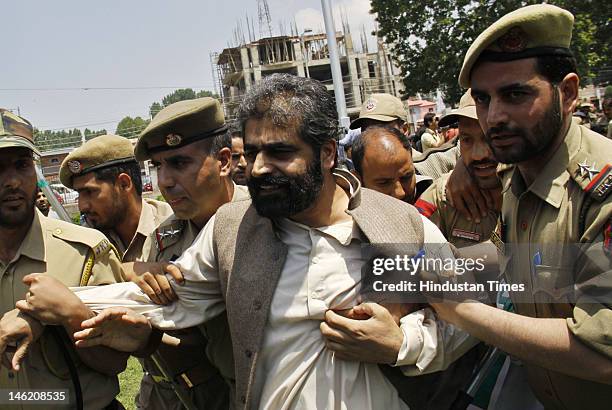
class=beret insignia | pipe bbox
[497,27,527,53]
[67,160,83,174]
[364,98,377,112]
[165,133,183,147]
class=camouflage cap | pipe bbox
[349,93,407,130]
[459,4,574,88]
[438,90,478,127]
[59,134,136,188]
[134,97,227,161]
[0,108,40,155]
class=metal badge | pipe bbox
[577,160,599,181]
[67,160,83,174]
[497,27,527,53]
[364,98,377,112]
[165,133,183,146]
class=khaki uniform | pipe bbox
[136,184,249,410]
[420,128,443,152]
[104,198,173,263]
[416,172,498,248]
[496,123,612,409]
[0,210,124,410]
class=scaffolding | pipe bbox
[210,29,404,119]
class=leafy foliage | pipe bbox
[371,0,611,103]
[149,88,219,118]
[115,116,149,139]
[34,88,219,151]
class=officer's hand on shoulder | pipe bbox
[446,160,492,223]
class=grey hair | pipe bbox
[236,73,339,149]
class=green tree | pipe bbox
[149,102,162,119]
[148,88,219,119]
[83,128,108,140]
[371,0,611,103]
[34,128,82,152]
[115,116,149,139]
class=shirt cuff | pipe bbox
[393,310,426,367]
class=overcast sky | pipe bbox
[2,0,376,134]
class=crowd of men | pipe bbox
[0,4,610,410]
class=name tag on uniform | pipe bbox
[451,228,481,242]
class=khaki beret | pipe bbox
[438,90,477,127]
[59,134,136,188]
[350,93,407,130]
[0,108,40,155]
[134,97,227,161]
[459,4,574,88]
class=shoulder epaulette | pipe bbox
[568,155,612,203]
[567,127,612,202]
[49,221,118,257]
[155,219,186,252]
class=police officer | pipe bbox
[415,90,500,248]
[59,134,172,262]
[349,92,460,179]
[127,97,249,410]
[0,108,127,409]
[429,5,612,409]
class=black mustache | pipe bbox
[486,124,523,139]
[249,175,291,187]
[470,160,497,168]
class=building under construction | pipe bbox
[211,31,404,119]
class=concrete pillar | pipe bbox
[240,46,252,90]
[250,45,262,82]
[293,41,306,77]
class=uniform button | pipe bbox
[245,349,252,358]
[241,395,246,404]
[544,389,552,396]
[253,301,262,310]
[54,228,62,234]
[7,372,14,379]
[520,221,528,230]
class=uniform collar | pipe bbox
[527,122,579,208]
[138,199,161,237]
[16,209,47,263]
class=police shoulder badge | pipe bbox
[165,133,183,147]
[92,238,112,258]
[67,160,83,174]
[497,27,527,53]
[585,164,612,202]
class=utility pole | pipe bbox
[321,0,350,132]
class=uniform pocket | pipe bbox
[532,265,575,302]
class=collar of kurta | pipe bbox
[14,209,47,263]
[502,121,580,209]
[334,168,362,210]
[273,169,364,246]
